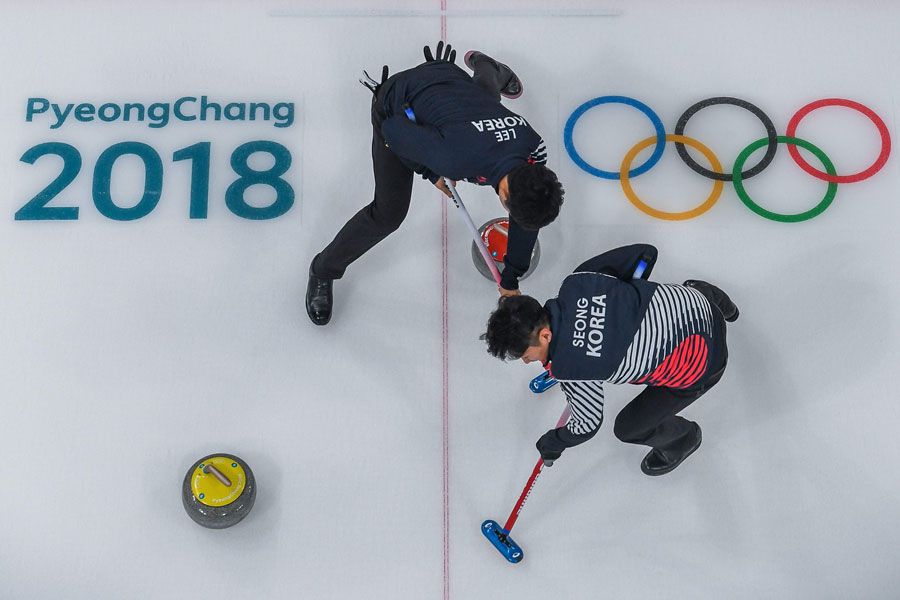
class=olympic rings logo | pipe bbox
[563,96,892,223]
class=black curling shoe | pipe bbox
[683,280,740,322]
[641,423,702,476]
[464,50,523,99]
[305,264,333,326]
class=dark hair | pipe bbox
[482,295,549,360]
[506,163,564,230]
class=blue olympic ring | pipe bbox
[563,96,666,180]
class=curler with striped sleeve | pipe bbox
[482,255,653,564]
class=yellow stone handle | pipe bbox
[203,463,232,487]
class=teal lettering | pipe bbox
[249,102,270,122]
[123,103,145,122]
[147,102,170,128]
[224,102,246,121]
[200,96,221,121]
[226,141,294,220]
[173,142,210,219]
[74,103,95,122]
[16,142,82,220]
[50,103,74,129]
[98,103,121,122]
[27,97,295,129]
[272,102,294,128]
[93,142,163,220]
[26,98,50,122]
[174,96,197,121]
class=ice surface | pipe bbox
[1,1,898,598]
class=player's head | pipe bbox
[504,163,564,230]
[482,295,552,364]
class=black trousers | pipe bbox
[311,58,509,279]
[613,295,730,452]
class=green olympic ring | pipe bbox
[732,136,838,223]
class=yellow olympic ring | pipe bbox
[620,134,724,221]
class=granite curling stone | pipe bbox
[182,453,256,529]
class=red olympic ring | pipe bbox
[786,98,891,184]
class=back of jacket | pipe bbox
[379,61,546,188]
[546,272,657,381]
[535,245,722,455]
[547,273,717,389]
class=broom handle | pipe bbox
[443,178,503,285]
[502,405,572,533]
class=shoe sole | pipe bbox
[464,50,523,99]
[684,280,739,323]
[464,50,478,71]
[641,427,702,476]
[502,85,524,100]
[307,313,331,326]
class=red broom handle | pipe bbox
[502,404,571,532]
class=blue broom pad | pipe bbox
[481,519,524,563]
[530,370,558,394]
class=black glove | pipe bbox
[424,41,456,63]
[359,65,389,96]
[536,430,565,466]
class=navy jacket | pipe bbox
[537,244,724,455]
[377,61,546,289]
[379,61,545,187]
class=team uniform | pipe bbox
[537,244,735,472]
[312,59,546,292]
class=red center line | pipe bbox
[440,7,450,600]
[441,195,450,600]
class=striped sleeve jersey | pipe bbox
[606,283,715,388]
[559,380,606,436]
[548,278,718,441]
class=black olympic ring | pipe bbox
[673,97,778,182]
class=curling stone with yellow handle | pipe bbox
[182,453,256,529]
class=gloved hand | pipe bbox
[359,65,389,96]
[536,430,564,466]
[434,177,457,198]
[424,41,456,63]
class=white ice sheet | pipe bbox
[1,1,898,599]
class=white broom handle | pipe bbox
[443,177,503,285]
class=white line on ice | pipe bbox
[268,8,622,18]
